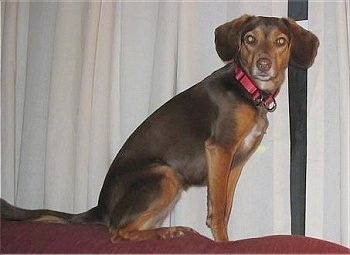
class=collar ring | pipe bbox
[263,97,277,112]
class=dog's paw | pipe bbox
[110,232,124,243]
[157,226,197,240]
[109,226,198,242]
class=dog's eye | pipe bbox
[244,35,257,45]
[276,37,288,47]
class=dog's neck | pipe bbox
[233,63,277,112]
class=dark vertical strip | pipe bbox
[288,0,308,236]
[288,65,307,235]
[288,0,308,20]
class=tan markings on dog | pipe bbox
[205,104,257,241]
[225,105,269,223]
[238,106,268,155]
[240,27,291,92]
[205,138,232,241]
[234,104,257,140]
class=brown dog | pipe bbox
[1,15,319,242]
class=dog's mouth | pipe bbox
[250,67,281,93]
[252,69,275,81]
[240,62,281,92]
[254,72,273,81]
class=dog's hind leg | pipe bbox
[109,165,194,242]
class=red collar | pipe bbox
[233,64,277,112]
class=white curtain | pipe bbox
[307,0,350,248]
[1,0,348,247]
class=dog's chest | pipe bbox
[238,107,269,158]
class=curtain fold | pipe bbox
[2,2,18,203]
[1,0,347,246]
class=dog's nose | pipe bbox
[256,58,272,72]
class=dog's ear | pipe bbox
[215,15,253,62]
[284,18,319,68]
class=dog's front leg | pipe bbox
[205,138,233,242]
[224,164,245,227]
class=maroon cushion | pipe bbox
[1,219,349,253]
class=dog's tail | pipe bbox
[0,198,103,225]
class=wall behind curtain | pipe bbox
[3,0,347,247]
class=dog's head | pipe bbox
[215,15,319,93]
